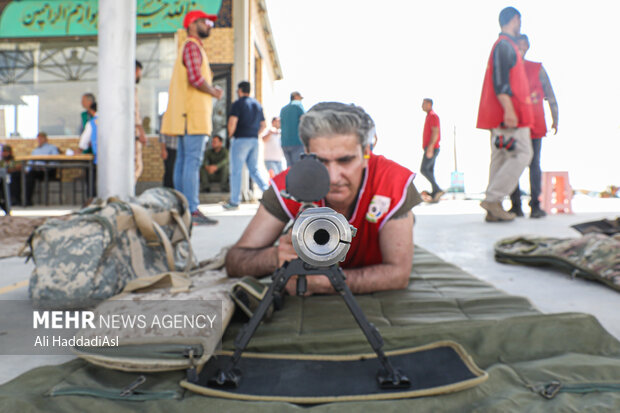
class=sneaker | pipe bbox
[222,202,239,210]
[508,205,525,217]
[530,207,547,219]
[431,190,445,203]
[480,200,516,222]
[191,210,218,226]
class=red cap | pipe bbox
[183,10,218,28]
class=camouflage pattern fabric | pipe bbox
[27,187,195,309]
[495,233,620,291]
[74,268,236,372]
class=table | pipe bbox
[15,154,94,206]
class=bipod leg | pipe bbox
[324,265,410,389]
[204,261,296,388]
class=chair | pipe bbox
[541,171,573,214]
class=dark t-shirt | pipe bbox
[230,96,265,138]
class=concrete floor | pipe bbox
[1,194,619,385]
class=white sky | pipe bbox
[265,0,620,194]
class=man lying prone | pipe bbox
[225,102,422,295]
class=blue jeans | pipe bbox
[264,160,283,176]
[173,134,206,213]
[282,145,305,167]
[230,137,269,205]
[420,148,442,195]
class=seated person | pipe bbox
[225,102,422,295]
[200,135,229,192]
[11,132,60,206]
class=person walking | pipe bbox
[279,91,305,167]
[509,34,559,218]
[420,98,444,203]
[160,10,223,225]
[224,81,269,210]
[476,6,534,222]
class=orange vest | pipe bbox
[524,60,547,139]
[161,36,213,136]
[477,35,533,130]
[271,154,415,269]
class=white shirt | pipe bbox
[263,127,284,161]
[78,121,92,150]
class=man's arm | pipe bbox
[257,120,267,138]
[183,42,223,99]
[493,40,518,128]
[539,65,559,133]
[228,116,238,138]
[225,204,287,277]
[286,210,414,295]
[426,126,439,158]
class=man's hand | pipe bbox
[502,108,518,128]
[160,145,168,160]
[551,122,558,135]
[425,147,434,159]
[205,165,217,174]
[213,86,223,100]
[277,232,298,268]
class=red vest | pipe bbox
[477,35,534,130]
[271,154,415,269]
[524,60,547,139]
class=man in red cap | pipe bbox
[161,10,223,225]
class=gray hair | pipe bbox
[299,102,375,149]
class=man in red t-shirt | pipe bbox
[420,98,444,203]
[225,102,422,295]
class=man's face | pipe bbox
[307,134,369,209]
[212,137,222,150]
[1,149,10,160]
[518,39,529,57]
[135,67,142,84]
[36,134,45,147]
[511,15,522,37]
[81,95,91,110]
[273,118,281,128]
[422,101,431,112]
[195,19,212,39]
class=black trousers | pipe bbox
[511,138,542,209]
[162,148,177,189]
[420,148,442,195]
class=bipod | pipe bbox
[197,258,410,390]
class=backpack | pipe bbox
[25,187,195,309]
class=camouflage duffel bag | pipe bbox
[494,233,620,292]
[24,187,196,309]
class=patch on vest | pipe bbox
[366,195,391,223]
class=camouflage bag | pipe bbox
[494,233,620,292]
[25,187,196,309]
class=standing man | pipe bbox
[262,116,284,176]
[161,10,223,225]
[200,135,229,192]
[509,34,559,218]
[420,98,444,203]
[80,93,96,134]
[476,6,534,222]
[134,60,147,184]
[279,91,305,167]
[224,81,270,210]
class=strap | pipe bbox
[152,221,176,271]
[121,271,191,294]
[128,203,160,247]
[171,209,196,272]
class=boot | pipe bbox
[508,204,525,217]
[481,200,516,222]
[530,206,547,219]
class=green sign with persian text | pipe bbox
[0,0,222,38]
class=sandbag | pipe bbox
[494,233,620,292]
[25,187,195,309]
